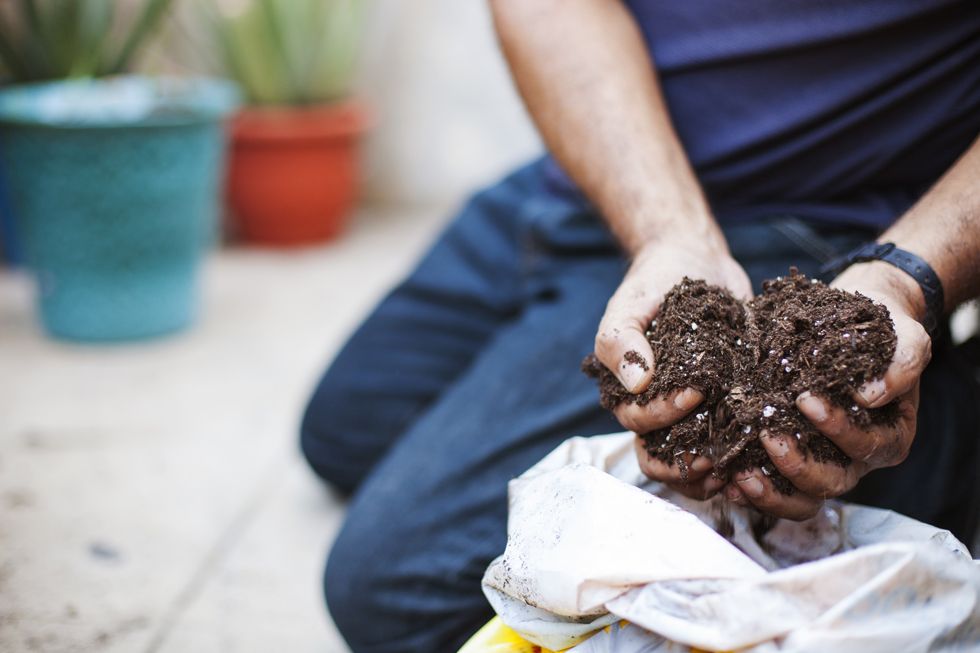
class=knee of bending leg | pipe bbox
[323,531,392,652]
[299,398,361,494]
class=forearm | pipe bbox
[490,0,725,256]
[876,135,980,315]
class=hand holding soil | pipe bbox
[592,238,752,435]
[586,267,930,520]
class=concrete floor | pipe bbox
[0,206,449,653]
[4,203,978,653]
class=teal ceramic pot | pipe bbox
[0,76,238,341]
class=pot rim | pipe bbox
[231,99,372,143]
[0,75,240,130]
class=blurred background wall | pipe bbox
[151,0,543,209]
[357,0,542,207]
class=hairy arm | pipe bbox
[492,0,980,514]
[491,0,749,498]
[730,135,980,519]
[871,134,980,315]
[490,0,720,256]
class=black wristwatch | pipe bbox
[820,242,944,338]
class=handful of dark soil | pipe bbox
[583,269,898,493]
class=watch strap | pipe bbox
[820,242,944,337]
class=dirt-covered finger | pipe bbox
[633,436,711,483]
[856,312,931,408]
[724,482,749,506]
[595,284,661,393]
[760,431,867,497]
[614,388,704,433]
[667,474,726,501]
[733,469,823,520]
[796,391,914,467]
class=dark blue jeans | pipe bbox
[301,160,979,653]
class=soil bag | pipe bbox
[481,433,980,652]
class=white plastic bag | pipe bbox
[482,433,980,652]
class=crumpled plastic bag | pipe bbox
[482,432,980,652]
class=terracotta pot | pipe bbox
[227,100,369,246]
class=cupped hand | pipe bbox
[726,260,931,519]
[594,237,752,498]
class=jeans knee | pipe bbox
[322,507,492,653]
[323,528,393,652]
[299,398,362,494]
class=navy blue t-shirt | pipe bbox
[545,0,980,229]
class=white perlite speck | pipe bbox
[763,405,776,418]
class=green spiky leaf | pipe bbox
[207,0,365,105]
[0,0,175,84]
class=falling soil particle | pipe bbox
[583,269,898,493]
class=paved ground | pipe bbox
[0,205,449,653]
[4,202,978,653]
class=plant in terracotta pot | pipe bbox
[208,0,369,246]
[0,0,238,341]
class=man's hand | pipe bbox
[725,260,931,519]
[595,237,752,499]
[494,0,747,497]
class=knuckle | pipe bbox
[635,450,656,479]
[892,427,913,464]
[896,328,930,374]
[857,431,882,463]
[879,429,911,467]
[820,413,848,438]
[654,401,684,426]
[826,475,850,498]
[669,481,702,500]
[910,321,931,350]
[794,502,822,521]
[626,286,647,302]
[594,327,618,358]
[768,495,820,521]
[638,461,657,480]
[641,460,658,480]
[897,348,920,374]
[756,494,787,514]
[890,444,910,466]
[617,407,641,433]
[776,452,808,479]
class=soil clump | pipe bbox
[583,269,898,493]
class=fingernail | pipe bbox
[762,433,790,458]
[797,392,827,423]
[724,484,744,502]
[673,388,702,411]
[691,456,712,473]
[857,379,887,406]
[619,363,646,393]
[737,475,765,498]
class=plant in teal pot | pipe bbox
[0,1,238,341]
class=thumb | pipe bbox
[855,310,931,408]
[595,309,656,394]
